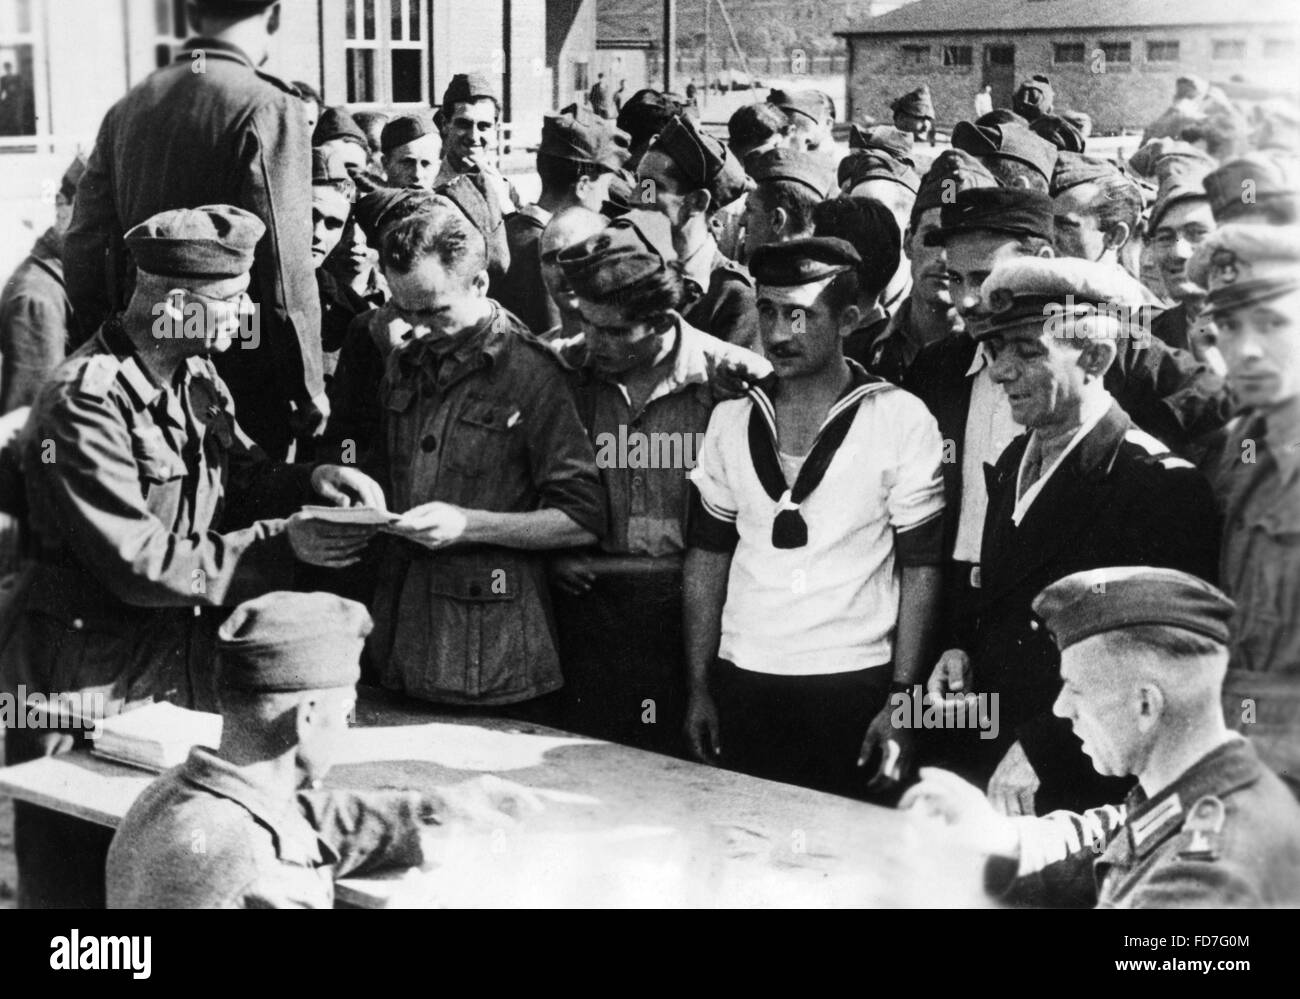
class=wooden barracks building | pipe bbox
[838,0,1299,134]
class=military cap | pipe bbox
[435,173,511,275]
[748,237,861,288]
[1203,151,1300,223]
[767,88,824,126]
[890,85,934,120]
[728,102,789,154]
[951,120,1058,185]
[848,124,915,166]
[440,71,500,115]
[1050,152,1121,197]
[381,111,437,154]
[911,149,998,225]
[1032,567,1235,652]
[556,209,676,301]
[59,153,87,201]
[1187,223,1300,316]
[750,147,835,197]
[973,256,1147,340]
[1126,138,1215,182]
[353,188,442,244]
[838,150,920,194]
[1012,75,1054,121]
[216,592,370,693]
[1059,109,1093,139]
[617,89,685,149]
[1030,113,1086,153]
[976,109,1029,128]
[1148,172,1211,234]
[924,187,1054,246]
[313,106,367,149]
[125,205,264,280]
[812,196,901,298]
[652,113,751,209]
[539,106,630,171]
[602,168,638,219]
[311,147,356,200]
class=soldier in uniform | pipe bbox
[496,106,630,335]
[741,148,835,256]
[905,566,1300,908]
[433,73,522,212]
[1012,75,1054,123]
[636,114,759,350]
[64,0,323,461]
[3,205,387,908]
[0,155,83,413]
[381,112,443,191]
[890,85,935,147]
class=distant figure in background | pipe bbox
[768,89,835,153]
[974,84,993,119]
[589,72,615,119]
[1012,75,1054,123]
[613,79,627,113]
[0,155,83,412]
[891,85,936,152]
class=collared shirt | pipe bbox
[368,303,605,705]
[681,236,759,350]
[690,365,945,675]
[433,159,522,211]
[952,347,1021,563]
[1012,390,1112,524]
[106,747,430,909]
[564,316,769,556]
[1209,395,1300,673]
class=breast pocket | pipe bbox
[445,395,520,478]
[130,426,186,489]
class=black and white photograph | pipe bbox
[0,0,1295,945]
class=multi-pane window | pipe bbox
[1212,39,1246,60]
[900,45,929,67]
[942,45,972,68]
[1146,41,1180,63]
[1264,38,1296,60]
[1053,43,1085,64]
[573,60,589,93]
[0,0,38,136]
[153,0,186,68]
[1100,41,1131,65]
[345,0,428,105]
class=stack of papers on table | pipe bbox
[91,702,223,772]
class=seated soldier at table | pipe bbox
[905,567,1300,908]
[546,210,769,754]
[107,592,539,909]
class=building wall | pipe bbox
[551,0,598,113]
[594,47,650,98]
[846,24,1300,133]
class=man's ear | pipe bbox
[685,188,712,218]
[838,303,862,338]
[1103,221,1132,252]
[1079,329,1118,377]
[1036,243,1056,259]
[1136,683,1165,731]
[902,225,916,261]
[771,206,789,237]
[470,268,491,297]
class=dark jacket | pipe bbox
[64,38,320,458]
[903,331,1232,561]
[0,229,72,413]
[497,205,559,336]
[974,400,1221,812]
[683,247,759,351]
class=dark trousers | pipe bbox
[710,659,894,803]
[7,725,112,909]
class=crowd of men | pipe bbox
[0,0,1298,909]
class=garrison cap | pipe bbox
[812,196,901,299]
[750,147,835,197]
[353,188,442,243]
[1050,151,1121,197]
[1203,151,1300,222]
[1187,223,1300,316]
[313,106,367,149]
[748,237,861,288]
[976,109,1029,128]
[652,113,751,209]
[1059,110,1093,139]
[441,71,500,115]
[125,205,264,280]
[848,124,915,166]
[556,209,676,301]
[890,85,934,120]
[618,89,685,150]
[973,256,1147,341]
[1126,138,1215,182]
[1012,75,1054,121]
[728,102,789,154]
[381,111,437,154]
[924,186,1054,246]
[1030,113,1086,153]
[1032,567,1235,652]
[1148,169,1212,234]
[59,153,87,201]
[540,106,630,171]
[216,592,369,693]
[767,88,824,126]
[951,120,1058,185]
[911,149,998,225]
[311,147,356,200]
[838,149,920,194]
[602,167,638,218]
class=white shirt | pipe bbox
[691,386,945,675]
[952,347,1021,563]
[1012,390,1112,525]
[974,92,994,117]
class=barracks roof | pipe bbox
[838,0,1297,36]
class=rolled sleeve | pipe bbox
[886,392,946,535]
[686,404,740,552]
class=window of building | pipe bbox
[900,44,929,66]
[1099,41,1131,66]
[1053,42,1085,64]
[1264,38,1296,60]
[345,0,429,106]
[0,0,39,137]
[942,45,972,68]
[153,0,187,69]
[573,60,589,93]
[1146,40,1180,63]
[1212,39,1246,60]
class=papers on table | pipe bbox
[299,505,400,526]
[91,702,222,773]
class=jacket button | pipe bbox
[468,583,483,597]
[72,618,84,630]
[1029,619,1040,631]
[421,434,437,453]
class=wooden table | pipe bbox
[0,690,990,907]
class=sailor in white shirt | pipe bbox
[685,238,945,801]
